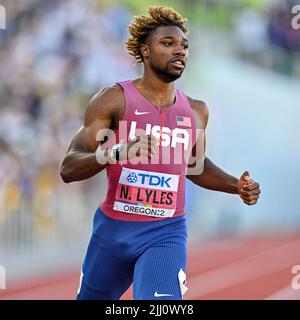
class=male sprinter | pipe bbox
[60,6,261,300]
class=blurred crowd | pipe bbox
[234,0,300,76]
[267,1,300,52]
[0,0,136,250]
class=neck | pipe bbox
[138,74,175,94]
[132,63,179,108]
[135,67,177,105]
[136,77,176,108]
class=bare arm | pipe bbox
[60,86,124,183]
[186,98,237,192]
[187,157,239,194]
[186,98,260,204]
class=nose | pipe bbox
[173,44,186,57]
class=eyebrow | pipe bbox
[159,36,189,42]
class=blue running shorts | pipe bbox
[76,208,188,300]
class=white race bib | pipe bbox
[113,168,179,218]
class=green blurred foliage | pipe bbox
[98,0,266,30]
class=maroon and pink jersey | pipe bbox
[100,80,197,221]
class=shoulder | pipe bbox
[84,84,125,126]
[187,96,209,129]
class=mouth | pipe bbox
[169,59,185,70]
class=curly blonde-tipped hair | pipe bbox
[125,6,189,63]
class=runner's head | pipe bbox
[125,6,189,82]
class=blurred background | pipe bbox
[0,0,299,299]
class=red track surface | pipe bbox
[1,236,300,300]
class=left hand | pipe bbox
[238,171,261,205]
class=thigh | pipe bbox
[133,235,187,300]
[77,235,134,300]
[77,211,134,300]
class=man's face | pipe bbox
[143,26,189,82]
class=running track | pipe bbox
[1,236,300,300]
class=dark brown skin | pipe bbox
[60,25,260,205]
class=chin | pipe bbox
[167,72,183,81]
[154,66,184,82]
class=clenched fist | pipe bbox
[238,171,261,205]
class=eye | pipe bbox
[182,43,189,50]
[162,41,172,46]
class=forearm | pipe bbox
[187,157,239,194]
[60,150,108,183]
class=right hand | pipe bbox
[119,134,159,162]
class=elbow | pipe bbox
[60,163,73,183]
[186,174,196,184]
[186,174,202,187]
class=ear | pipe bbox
[139,44,150,60]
